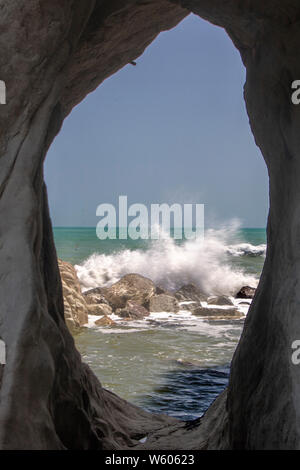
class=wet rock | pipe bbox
[95,316,116,327]
[116,301,150,320]
[193,307,242,318]
[88,304,113,316]
[58,259,88,329]
[149,294,180,313]
[207,296,234,306]
[175,284,207,303]
[155,286,174,296]
[98,274,156,310]
[235,286,256,299]
[83,288,110,306]
[179,301,199,311]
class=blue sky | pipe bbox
[45,14,269,228]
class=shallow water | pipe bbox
[74,307,246,420]
[55,226,264,420]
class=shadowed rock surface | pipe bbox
[207,296,234,306]
[175,283,207,302]
[89,303,113,316]
[193,307,242,319]
[149,294,180,313]
[1,0,300,450]
[83,289,111,306]
[116,300,150,320]
[235,286,256,299]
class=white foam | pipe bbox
[227,243,266,257]
[75,225,260,296]
[85,298,249,337]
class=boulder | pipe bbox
[235,286,256,299]
[95,316,117,327]
[83,288,110,306]
[149,294,180,313]
[88,303,113,316]
[155,286,174,296]
[207,295,234,306]
[192,306,242,318]
[116,301,150,320]
[58,259,88,329]
[179,301,198,311]
[175,284,207,303]
[98,273,156,310]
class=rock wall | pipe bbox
[1,0,300,449]
[58,259,89,329]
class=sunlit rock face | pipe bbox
[58,260,89,329]
[0,0,300,450]
[95,273,156,310]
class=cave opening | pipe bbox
[2,0,300,450]
[0,0,300,450]
[44,14,268,423]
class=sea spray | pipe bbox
[75,225,263,295]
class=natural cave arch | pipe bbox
[0,0,300,450]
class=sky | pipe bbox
[45,13,269,228]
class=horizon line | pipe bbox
[52,225,267,229]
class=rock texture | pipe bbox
[235,286,256,299]
[83,288,110,306]
[59,259,114,324]
[116,301,150,320]
[95,316,117,327]
[207,296,234,306]
[1,0,300,451]
[58,259,89,329]
[149,294,180,313]
[175,284,207,302]
[89,303,113,316]
[193,306,242,318]
[98,274,156,310]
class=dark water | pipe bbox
[138,365,229,421]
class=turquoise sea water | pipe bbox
[54,227,266,268]
[54,226,266,420]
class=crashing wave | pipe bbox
[75,226,261,296]
[226,243,266,257]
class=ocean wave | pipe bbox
[75,227,260,296]
[226,243,266,257]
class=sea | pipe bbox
[53,225,266,421]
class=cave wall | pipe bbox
[1,0,300,449]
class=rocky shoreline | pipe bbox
[58,259,256,330]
